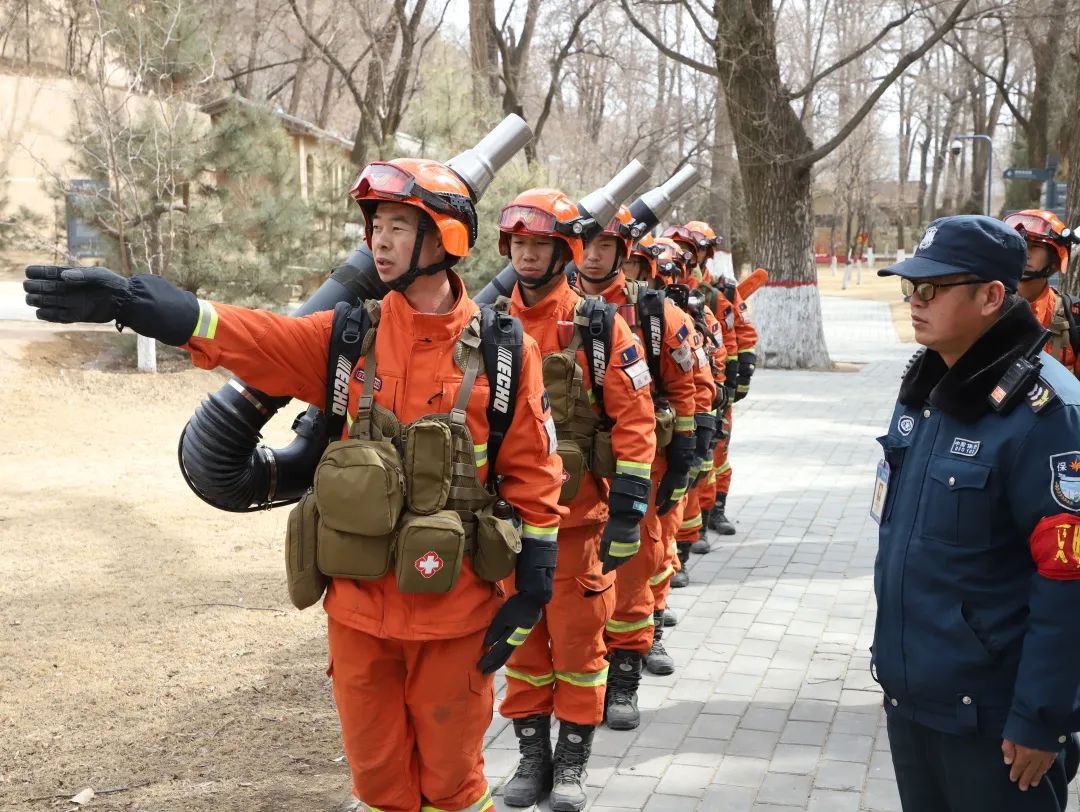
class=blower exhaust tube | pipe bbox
[629,164,700,231]
[179,115,533,512]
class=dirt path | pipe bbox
[0,324,354,811]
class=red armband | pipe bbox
[1030,513,1080,580]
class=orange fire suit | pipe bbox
[182,272,564,812]
[652,497,685,611]
[588,273,698,655]
[720,284,759,496]
[1029,284,1080,378]
[700,293,738,513]
[498,275,656,725]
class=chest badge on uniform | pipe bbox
[414,551,445,578]
[1049,451,1080,510]
[949,438,980,457]
[897,415,914,436]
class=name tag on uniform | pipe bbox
[870,459,890,524]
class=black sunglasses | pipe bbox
[901,278,985,301]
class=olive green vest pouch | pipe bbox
[313,438,403,579]
[590,430,616,479]
[284,491,329,609]
[404,419,453,515]
[556,438,587,503]
[473,504,522,582]
[542,351,580,425]
[394,510,466,593]
[654,403,675,449]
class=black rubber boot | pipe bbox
[550,721,594,811]
[707,492,736,535]
[502,715,553,807]
[604,649,643,730]
[645,610,675,675]
[690,520,711,554]
[671,542,691,587]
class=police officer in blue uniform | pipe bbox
[874,215,1080,811]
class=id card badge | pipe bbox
[870,458,890,524]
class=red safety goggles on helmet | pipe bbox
[498,204,590,238]
[605,215,645,242]
[1003,211,1069,243]
[350,162,477,242]
[663,225,710,250]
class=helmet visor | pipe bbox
[1004,212,1059,240]
[351,162,416,202]
[604,216,643,241]
[499,204,559,235]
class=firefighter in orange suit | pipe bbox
[655,236,720,588]
[1004,209,1080,378]
[492,190,656,809]
[24,158,565,812]
[575,212,699,729]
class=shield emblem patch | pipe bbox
[1050,451,1080,510]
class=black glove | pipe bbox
[600,472,650,573]
[736,350,756,402]
[477,534,558,674]
[25,266,199,346]
[714,383,729,413]
[656,432,695,515]
[688,413,716,488]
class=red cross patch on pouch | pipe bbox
[415,551,445,578]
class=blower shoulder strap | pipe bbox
[576,296,617,416]
[637,287,666,391]
[323,300,376,445]
[479,304,524,475]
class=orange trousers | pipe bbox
[650,497,685,611]
[676,485,704,544]
[500,523,616,726]
[715,405,733,495]
[328,618,495,812]
[606,500,664,655]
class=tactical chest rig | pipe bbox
[495,295,617,503]
[615,280,676,449]
[286,300,524,609]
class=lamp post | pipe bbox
[949,134,994,216]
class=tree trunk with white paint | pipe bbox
[137,335,157,373]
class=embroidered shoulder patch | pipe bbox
[1028,379,1057,413]
[675,324,690,342]
[620,344,641,364]
[1030,514,1080,580]
[541,391,551,413]
[897,415,914,436]
[1049,451,1080,511]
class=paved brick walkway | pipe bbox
[484,297,915,811]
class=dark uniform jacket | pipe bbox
[874,298,1080,752]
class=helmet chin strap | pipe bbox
[578,251,624,285]
[387,215,458,293]
[1020,266,1055,282]
[516,249,565,289]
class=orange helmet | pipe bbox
[626,233,663,280]
[664,221,723,261]
[498,187,590,268]
[654,236,694,281]
[1003,209,1074,275]
[350,158,477,258]
[600,205,646,260]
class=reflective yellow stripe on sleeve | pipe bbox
[675,415,695,431]
[521,524,558,542]
[616,459,651,477]
[192,300,219,340]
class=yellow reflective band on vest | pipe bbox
[606,615,654,633]
[421,787,494,812]
[616,459,651,477]
[473,443,488,468]
[675,415,695,431]
[507,626,532,646]
[681,513,702,530]
[192,300,219,340]
[555,666,609,688]
[649,564,675,585]
[717,461,731,474]
[522,524,558,541]
[505,667,555,687]
[607,540,640,558]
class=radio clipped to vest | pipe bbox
[284,300,525,609]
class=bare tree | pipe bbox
[621,0,972,368]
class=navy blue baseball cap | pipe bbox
[878,215,1027,292]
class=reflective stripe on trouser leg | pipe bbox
[421,787,495,812]
[652,498,684,610]
[503,524,616,725]
[676,488,703,543]
[328,619,494,812]
[607,499,664,655]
